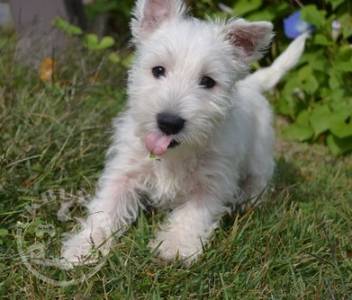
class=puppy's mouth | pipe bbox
[145,132,180,156]
[168,139,180,149]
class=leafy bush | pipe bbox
[85,0,352,155]
[270,1,352,156]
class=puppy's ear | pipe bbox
[225,19,274,62]
[131,0,186,42]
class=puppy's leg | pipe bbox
[61,155,141,266]
[240,171,272,209]
[241,103,274,206]
[246,145,274,205]
[150,193,226,263]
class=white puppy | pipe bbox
[62,0,307,265]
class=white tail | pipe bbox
[241,32,309,92]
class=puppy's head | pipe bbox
[128,0,273,156]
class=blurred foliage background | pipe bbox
[81,0,352,155]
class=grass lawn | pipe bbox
[1,35,352,299]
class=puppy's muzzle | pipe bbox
[157,112,185,135]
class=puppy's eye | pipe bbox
[152,66,166,79]
[200,76,216,89]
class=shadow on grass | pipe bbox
[272,157,303,193]
[222,157,305,231]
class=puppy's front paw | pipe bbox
[61,228,111,268]
[149,230,203,264]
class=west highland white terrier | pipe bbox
[62,0,307,266]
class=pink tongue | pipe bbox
[145,132,173,156]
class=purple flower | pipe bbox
[331,20,341,40]
[284,11,313,39]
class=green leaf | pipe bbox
[233,0,262,16]
[339,14,352,39]
[336,45,352,61]
[249,2,289,21]
[296,110,311,125]
[327,135,341,155]
[301,5,326,28]
[310,105,331,136]
[301,50,327,72]
[335,61,352,73]
[327,134,352,155]
[53,18,82,36]
[333,100,352,114]
[282,111,314,142]
[313,34,331,46]
[84,33,99,49]
[84,34,115,51]
[321,88,345,103]
[335,46,352,73]
[280,73,308,118]
[108,52,120,64]
[98,36,115,50]
[282,124,314,142]
[247,10,275,21]
[276,96,295,118]
[298,66,319,94]
[327,0,345,9]
[328,69,343,89]
[329,113,352,138]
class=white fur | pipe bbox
[61,0,306,266]
[242,32,309,92]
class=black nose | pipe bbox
[157,112,185,135]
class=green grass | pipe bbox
[1,35,352,299]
